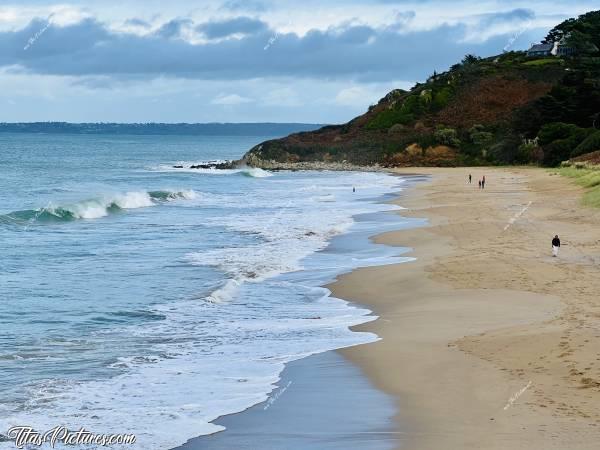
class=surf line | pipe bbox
[263,381,293,411]
[504,201,533,231]
[503,380,532,410]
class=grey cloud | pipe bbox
[220,0,267,12]
[196,17,268,39]
[387,10,416,31]
[334,25,376,45]
[124,18,151,28]
[479,8,535,26]
[69,74,150,89]
[396,11,416,22]
[0,13,550,83]
[156,18,193,39]
[15,18,111,57]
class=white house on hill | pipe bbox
[526,42,555,57]
[526,36,578,58]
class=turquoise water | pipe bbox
[0,133,411,449]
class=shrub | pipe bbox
[420,89,432,103]
[434,127,461,147]
[572,130,600,157]
[517,142,544,164]
[488,134,522,164]
[432,87,453,110]
[366,94,426,129]
[538,122,582,145]
[544,138,576,166]
[415,133,437,149]
[538,123,595,165]
[387,124,405,135]
[470,130,494,148]
[367,109,414,129]
[462,54,480,65]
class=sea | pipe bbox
[0,133,414,449]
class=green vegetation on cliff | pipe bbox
[244,11,600,167]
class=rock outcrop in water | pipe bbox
[172,160,240,170]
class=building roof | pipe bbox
[528,43,554,53]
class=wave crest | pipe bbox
[240,168,272,178]
[2,190,197,224]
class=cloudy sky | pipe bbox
[0,0,597,123]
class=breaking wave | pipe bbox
[2,190,198,224]
[240,168,272,178]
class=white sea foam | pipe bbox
[70,201,112,219]
[205,278,241,303]
[313,194,336,202]
[177,189,199,200]
[0,289,381,450]
[114,191,155,209]
[241,167,272,178]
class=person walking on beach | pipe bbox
[482,175,486,189]
[552,235,561,257]
[468,174,472,184]
[478,180,482,189]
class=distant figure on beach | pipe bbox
[482,176,486,189]
[552,235,561,257]
[468,174,472,184]
[478,180,482,189]
[353,186,356,193]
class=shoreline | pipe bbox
[335,167,600,449]
[178,351,399,450]
[173,172,422,450]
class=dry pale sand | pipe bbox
[333,167,600,450]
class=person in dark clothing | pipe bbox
[468,174,472,184]
[552,235,561,257]
[478,180,482,189]
[482,175,486,189]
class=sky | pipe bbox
[0,0,597,123]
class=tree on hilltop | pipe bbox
[544,10,600,54]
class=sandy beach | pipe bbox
[335,167,600,450]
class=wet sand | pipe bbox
[178,351,399,450]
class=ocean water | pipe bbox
[0,133,414,449]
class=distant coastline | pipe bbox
[0,122,325,137]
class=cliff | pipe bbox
[243,11,600,168]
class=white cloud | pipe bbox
[0,5,90,30]
[335,86,371,107]
[211,93,254,105]
[262,87,302,107]
[0,8,19,25]
[333,81,412,108]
